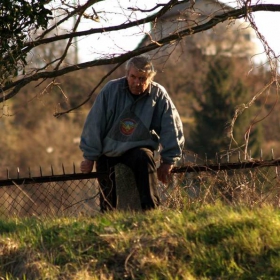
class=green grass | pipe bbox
[1,204,280,279]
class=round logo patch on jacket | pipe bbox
[120,118,137,136]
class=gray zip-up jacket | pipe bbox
[80,77,184,164]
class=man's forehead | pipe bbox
[128,66,150,77]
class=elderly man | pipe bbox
[80,54,184,212]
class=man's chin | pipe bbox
[129,86,143,95]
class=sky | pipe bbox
[249,0,279,53]
[223,0,280,63]
[77,0,280,64]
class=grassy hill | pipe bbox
[1,203,280,279]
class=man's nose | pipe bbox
[134,78,142,85]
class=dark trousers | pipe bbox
[96,147,160,212]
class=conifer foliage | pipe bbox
[190,56,262,159]
[0,0,52,82]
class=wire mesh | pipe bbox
[163,166,280,210]
[0,179,100,218]
[0,164,279,218]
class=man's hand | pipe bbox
[80,159,94,173]
[157,163,173,184]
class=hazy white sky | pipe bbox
[223,0,280,63]
[77,0,280,64]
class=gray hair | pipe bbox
[125,54,156,78]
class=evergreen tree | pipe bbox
[190,56,262,160]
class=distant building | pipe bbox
[140,0,259,65]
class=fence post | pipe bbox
[115,164,141,211]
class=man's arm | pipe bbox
[155,90,185,183]
[154,89,184,165]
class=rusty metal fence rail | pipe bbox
[0,159,280,218]
[0,171,104,218]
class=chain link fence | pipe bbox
[0,179,100,218]
[0,161,280,218]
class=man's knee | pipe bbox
[129,147,154,160]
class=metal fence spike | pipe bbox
[40,166,43,177]
[29,167,31,178]
[6,168,9,179]
[62,163,65,175]
[3,159,280,218]
[238,151,241,162]
[73,163,76,174]
[260,149,263,161]
[271,148,274,160]
[51,165,54,176]
[17,167,20,179]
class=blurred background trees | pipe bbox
[189,56,263,159]
[0,0,280,177]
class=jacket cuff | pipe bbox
[161,158,175,165]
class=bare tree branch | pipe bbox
[1,2,280,107]
[53,61,124,118]
[37,0,102,39]
[12,0,180,61]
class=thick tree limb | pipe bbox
[1,3,280,104]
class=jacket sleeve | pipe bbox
[158,94,185,165]
[79,87,108,161]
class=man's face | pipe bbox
[127,66,152,95]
